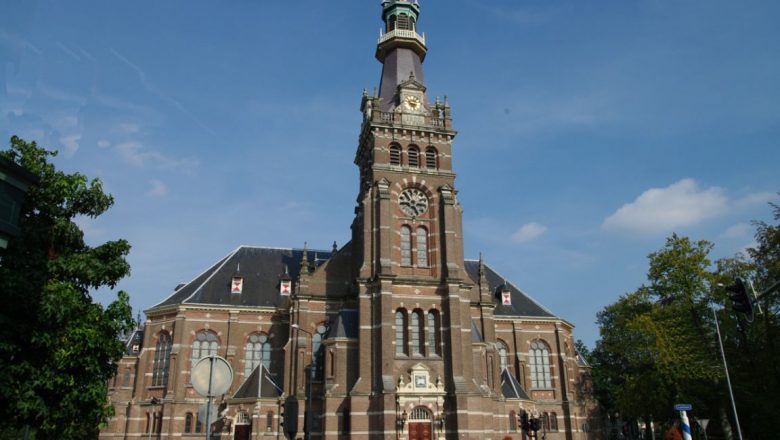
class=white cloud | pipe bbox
[60,134,81,156]
[736,191,777,208]
[114,141,197,171]
[97,139,111,149]
[511,222,548,243]
[603,179,727,234]
[147,179,168,198]
[722,223,752,240]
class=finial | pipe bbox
[435,96,440,106]
[236,262,240,273]
[478,253,487,284]
[444,95,449,106]
[409,71,416,80]
[332,241,338,252]
[362,88,368,97]
[301,242,310,273]
[284,264,289,275]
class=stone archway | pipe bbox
[408,407,432,440]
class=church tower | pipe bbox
[349,1,503,438]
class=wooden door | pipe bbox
[234,424,251,440]
[408,422,432,440]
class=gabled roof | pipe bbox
[501,369,530,400]
[150,246,332,310]
[232,364,283,400]
[326,310,358,339]
[463,260,557,318]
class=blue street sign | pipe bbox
[674,404,692,411]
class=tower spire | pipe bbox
[376,0,428,109]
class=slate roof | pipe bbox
[150,246,332,310]
[124,328,144,356]
[327,310,358,339]
[232,364,283,400]
[501,369,530,400]
[463,260,557,319]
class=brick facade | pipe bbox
[101,2,599,439]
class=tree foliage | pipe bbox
[0,136,135,439]
[591,203,780,440]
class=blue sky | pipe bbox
[2,0,778,347]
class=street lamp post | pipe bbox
[291,324,314,440]
[711,306,744,440]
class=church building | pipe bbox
[100,1,598,439]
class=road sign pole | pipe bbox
[679,411,692,440]
[206,355,214,440]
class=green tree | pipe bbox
[0,136,135,439]
[591,235,729,438]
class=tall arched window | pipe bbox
[426,310,441,356]
[408,146,419,167]
[192,331,219,368]
[425,147,438,169]
[266,411,274,432]
[389,144,401,165]
[550,412,559,431]
[184,413,193,433]
[497,340,509,370]
[509,410,517,432]
[411,310,423,355]
[312,324,328,381]
[395,309,408,355]
[152,332,171,387]
[245,333,271,376]
[415,227,428,267]
[400,226,412,266]
[529,340,552,388]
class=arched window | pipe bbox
[266,411,274,432]
[425,147,438,169]
[245,333,271,376]
[184,413,193,433]
[550,412,559,431]
[509,411,517,432]
[400,226,412,266]
[122,369,131,387]
[415,227,428,267]
[389,144,401,165]
[497,340,509,371]
[312,324,328,381]
[542,413,551,432]
[395,309,408,355]
[426,310,441,356]
[397,13,410,31]
[529,340,552,388]
[195,413,203,433]
[152,332,171,387]
[192,330,219,368]
[411,310,423,355]
[407,146,419,167]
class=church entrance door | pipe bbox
[408,421,432,440]
[234,425,251,440]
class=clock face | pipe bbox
[404,95,422,112]
[399,189,428,217]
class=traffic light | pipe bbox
[530,417,540,432]
[725,278,754,320]
[520,411,529,431]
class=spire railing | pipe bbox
[378,29,426,46]
[373,110,448,129]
